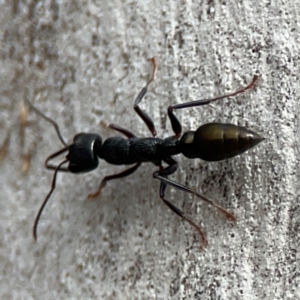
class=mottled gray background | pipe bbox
[0,1,299,299]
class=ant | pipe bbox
[26,58,264,248]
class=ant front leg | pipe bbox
[167,75,259,139]
[133,58,158,137]
[87,124,140,199]
[88,162,141,199]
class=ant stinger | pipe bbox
[27,58,264,248]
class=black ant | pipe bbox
[26,58,264,248]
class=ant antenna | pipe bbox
[33,159,68,240]
[24,96,68,147]
[44,146,71,172]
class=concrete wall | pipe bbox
[0,1,299,299]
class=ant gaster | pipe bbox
[27,58,264,248]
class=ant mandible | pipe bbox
[26,58,264,248]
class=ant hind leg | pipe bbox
[167,75,259,139]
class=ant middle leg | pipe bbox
[167,75,259,139]
[88,162,141,199]
[152,159,207,248]
[153,161,237,248]
[133,58,158,137]
[159,182,207,249]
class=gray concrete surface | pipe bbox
[0,0,299,299]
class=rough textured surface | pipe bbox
[0,1,299,299]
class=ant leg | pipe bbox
[168,75,259,139]
[153,170,236,222]
[88,162,141,199]
[159,181,207,249]
[108,124,136,138]
[153,159,207,248]
[133,58,158,137]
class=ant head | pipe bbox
[33,133,103,240]
[67,133,102,173]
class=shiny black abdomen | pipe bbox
[179,123,264,161]
[194,123,264,161]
